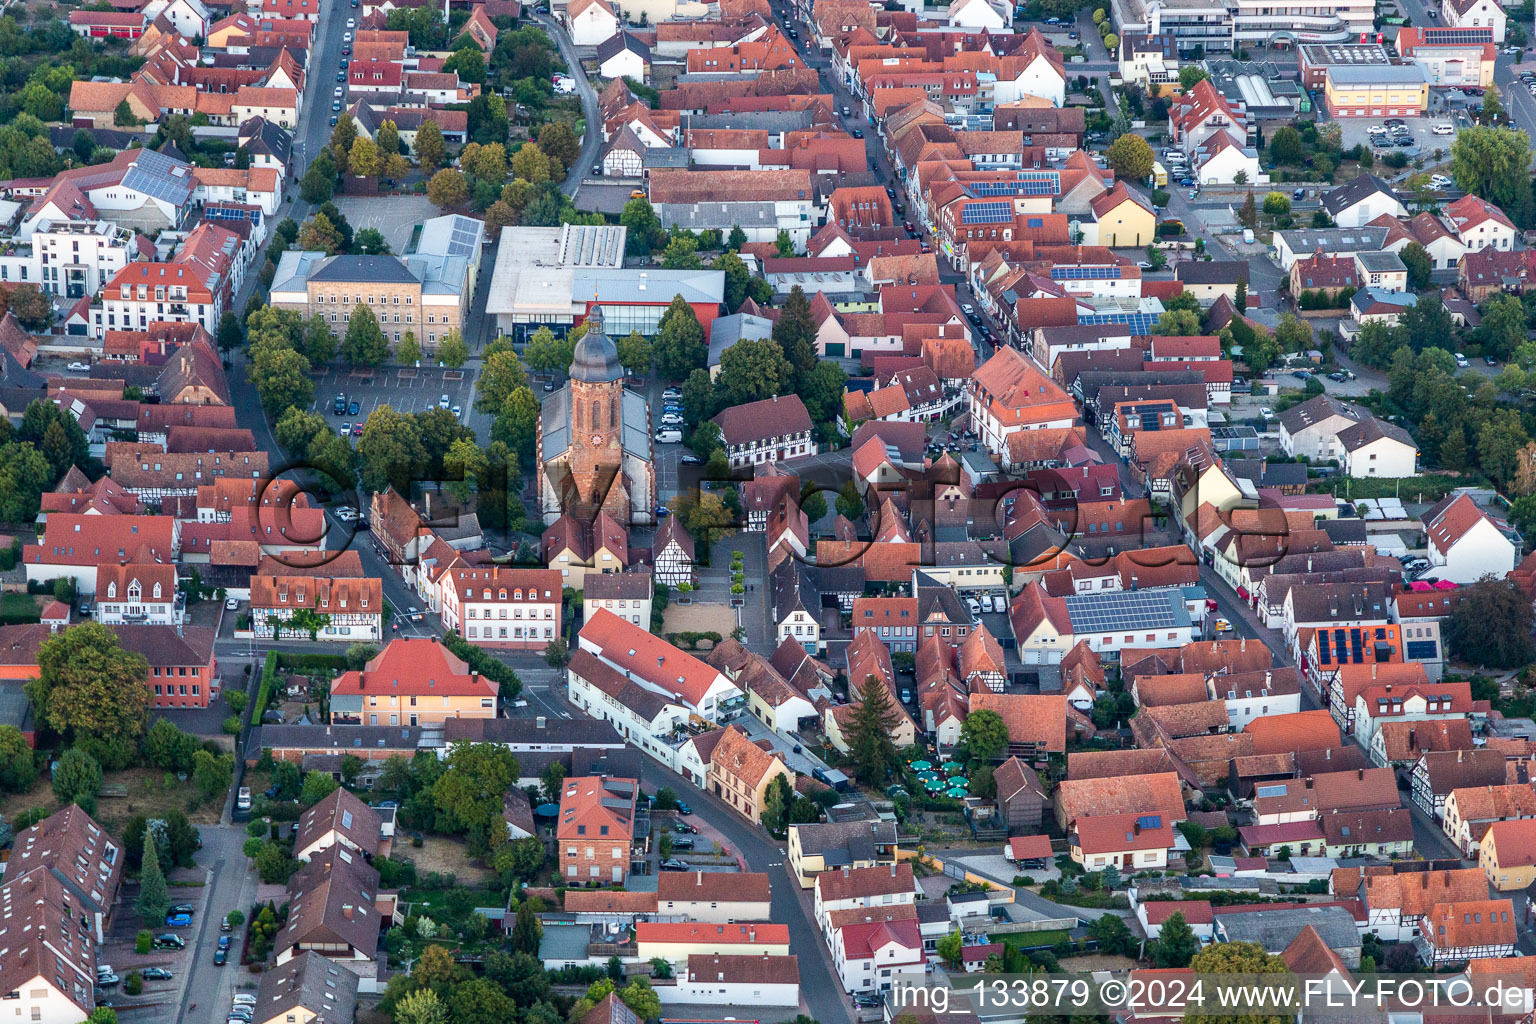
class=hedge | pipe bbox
[253,650,279,718]
[440,632,523,698]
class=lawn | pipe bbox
[404,834,496,885]
[0,593,41,623]
[994,929,1073,951]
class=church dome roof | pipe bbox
[570,306,622,383]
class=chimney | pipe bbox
[1357,768,1365,780]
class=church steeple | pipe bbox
[570,306,622,383]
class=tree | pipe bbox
[301,770,340,806]
[1452,126,1534,221]
[1262,191,1290,217]
[1090,913,1134,955]
[192,749,234,803]
[461,141,508,182]
[216,310,244,352]
[0,725,32,794]
[1396,241,1432,292]
[28,622,151,744]
[395,331,422,366]
[1479,407,1529,489]
[846,677,901,785]
[396,989,450,1024]
[348,136,383,179]
[357,405,427,494]
[936,928,963,967]
[653,295,707,380]
[414,118,446,170]
[476,348,529,413]
[511,902,542,954]
[1238,191,1258,230]
[51,747,102,814]
[355,228,391,255]
[716,338,791,406]
[728,225,748,251]
[1152,911,1199,967]
[1179,66,1210,90]
[1184,942,1293,1024]
[433,742,520,850]
[142,718,198,774]
[619,979,661,1021]
[620,197,664,255]
[512,142,553,184]
[1104,133,1153,180]
[544,636,570,670]
[329,114,359,170]
[1153,309,1202,336]
[339,304,389,368]
[800,483,827,524]
[427,168,470,210]
[959,708,1009,762]
[1446,577,1534,668]
[297,212,344,255]
[538,121,580,170]
[617,330,652,375]
[437,330,469,369]
[772,285,820,391]
[523,326,576,374]
[1481,84,1505,126]
[835,479,864,521]
[301,314,337,364]
[661,234,702,269]
[775,229,795,257]
[377,120,402,159]
[1268,125,1303,166]
[1273,313,1312,353]
[300,149,336,203]
[135,828,170,924]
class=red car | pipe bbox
[904,220,914,233]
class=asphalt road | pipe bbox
[175,825,262,1022]
[536,12,603,198]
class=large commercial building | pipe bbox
[1323,63,1429,117]
[486,223,724,340]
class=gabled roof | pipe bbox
[1322,173,1403,216]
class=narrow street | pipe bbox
[534,12,603,197]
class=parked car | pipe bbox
[218,936,232,951]
[169,904,195,915]
[233,996,256,1007]
[660,859,690,871]
[214,950,228,966]
[142,968,173,981]
[153,934,185,950]
[96,975,120,988]
[674,822,698,834]
[663,386,682,399]
[165,914,191,927]
[67,361,90,372]
[675,801,692,815]
[1292,370,1311,380]
[680,455,704,466]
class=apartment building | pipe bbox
[437,567,563,649]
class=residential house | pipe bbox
[656,871,772,923]
[1070,811,1175,871]
[328,637,496,727]
[1416,900,1516,965]
[273,846,389,981]
[708,724,794,824]
[294,788,386,862]
[437,567,563,649]
[557,775,638,885]
[1443,782,1536,857]
[1422,492,1519,584]
[787,819,899,887]
[1321,175,1408,228]
[713,395,816,469]
[1479,818,1536,891]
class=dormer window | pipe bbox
[107,583,116,599]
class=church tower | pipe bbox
[563,306,629,520]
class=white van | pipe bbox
[236,787,251,810]
[1432,122,1454,135]
[654,428,682,443]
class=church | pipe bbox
[537,307,657,526]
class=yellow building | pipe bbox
[1323,65,1429,117]
[1479,818,1536,891]
[1090,183,1156,248]
[635,921,791,966]
[707,725,795,824]
[542,510,629,588]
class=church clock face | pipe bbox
[590,433,606,446]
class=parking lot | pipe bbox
[99,890,220,1017]
[309,364,479,434]
[1334,114,1457,160]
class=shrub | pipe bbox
[124,972,142,996]
[136,930,152,955]
[222,716,241,735]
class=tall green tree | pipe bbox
[356,405,427,495]
[773,285,819,390]
[617,330,652,375]
[1152,911,1199,967]
[51,747,102,814]
[715,338,791,406]
[341,305,390,366]
[135,828,170,923]
[846,677,901,785]
[511,902,542,954]
[1452,126,1534,224]
[522,326,576,374]
[653,295,706,380]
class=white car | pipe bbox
[1214,617,1233,633]
[1432,123,1454,135]
[439,394,450,408]
[346,16,355,24]
[660,413,684,426]
[343,30,352,39]
[334,86,343,97]
[225,597,239,611]
[233,996,257,1008]
[67,361,90,372]
[1260,407,1274,419]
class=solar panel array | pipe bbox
[445,217,480,257]
[1421,26,1493,43]
[1051,266,1122,280]
[1063,589,1184,633]
[961,200,1013,223]
[1080,312,1158,334]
